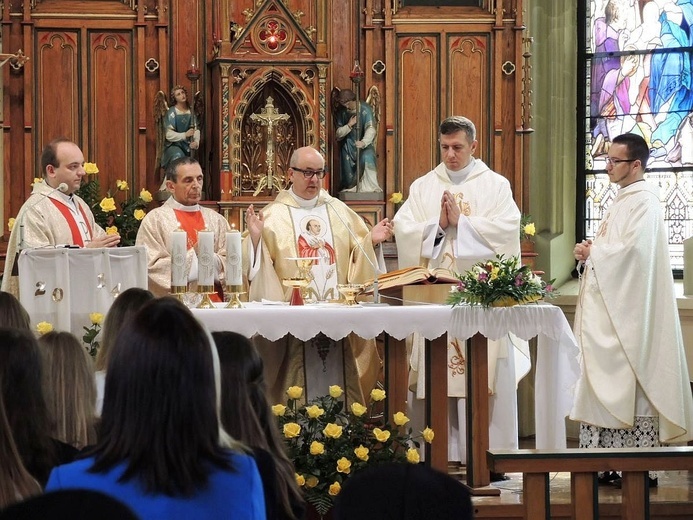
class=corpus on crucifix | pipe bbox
[250,96,290,195]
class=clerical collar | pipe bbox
[289,187,319,208]
[55,190,77,210]
[168,197,201,212]
[446,158,476,185]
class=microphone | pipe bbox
[325,198,384,305]
[18,182,69,251]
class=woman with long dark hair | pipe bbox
[46,298,265,519]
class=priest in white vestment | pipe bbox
[2,138,120,298]
[570,132,693,486]
[244,146,394,405]
[393,116,530,466]
[136,157,231,297]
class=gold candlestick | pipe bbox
[170,284,187,301]
[196,285,216,309]
[225,284,245,309]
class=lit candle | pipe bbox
[197,230,215,288]
[171,230,187,288]
[226,230,242,286]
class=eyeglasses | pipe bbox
[291,167,327,179]
[605,157,637,166]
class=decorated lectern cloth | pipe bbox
[2,180,106,298]
[17,246,147,338]
[243,188,382,406]
[569,181,693,443]
[135,197,230,297]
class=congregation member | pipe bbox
[570,133,693,487]
[136,156,231,297]
[213,331,305,520]
[2,138,120,297]
[0,291,31,330]
[38,331,97,450]
[94,288,154,415]
[0,328,78,487]
[244,146,393,404]
[393,116,529,471]
[46,298,266,519]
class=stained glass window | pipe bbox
[581,0,693,271]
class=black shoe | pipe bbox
[597,471,620,485]
[490,472,510,482]
[611,476,658,489]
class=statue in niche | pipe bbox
[332,86,382,193]
[154,86,203,192]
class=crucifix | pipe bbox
[250,96,290,195]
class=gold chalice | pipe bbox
[282,277,310,306]
[337,283,365,306]
[286,257,319,303]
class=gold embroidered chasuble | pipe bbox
[243,189,381,405]
[135,197,230,297]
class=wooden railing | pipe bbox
[487,447,693,520]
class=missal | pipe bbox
[364,266,458,292]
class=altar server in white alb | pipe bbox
[393,116,529,467]
[571,133,693,484]
[2,138,120,297]
[136,156,231,297]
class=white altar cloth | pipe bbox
[193,302,580,450]
[449,303,580,449]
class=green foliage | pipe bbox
[446,254,556,308]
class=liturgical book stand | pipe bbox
[18,246,148,337]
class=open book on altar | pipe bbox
[364,266,458,293]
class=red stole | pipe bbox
[49,198,93,247]
[173,209,222,302]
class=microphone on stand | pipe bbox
[325,198,384,305]
[18,182,69,251]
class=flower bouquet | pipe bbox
[520,213,536,241]
[446,255,555,308]
[274,385,434,516]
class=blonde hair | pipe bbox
[39,331,97,449]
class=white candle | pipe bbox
[226,230,242,286]
[197,230,215,287]
[171,230,187,288]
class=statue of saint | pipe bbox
[333,87,382,193]
[154,86,202,191]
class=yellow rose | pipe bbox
[31,177,42,187]
[389,192,403,204]
[309,441,325,455]
[373,428,391,443]
[370,388,386,402]
[305,405,325,419]
[323,423,343,439]
[133,209,146,221]
[350,402,367,417]
[116,180,129,191]
[406,448,420,464]
[106,226,118,235]
[139,189,153,203]
[286,386,303,399]
[99,197,116,213]
[295,473,305,487]
[305,476,319,488]
[329,385,343,398]
[36,321,53,335]
[336,457,352,474]
[271,404,286,416]
[354,445,369,461]
[7,218,15,232]
[422,427,435,443]
[490,266,500,281]
[524,222,536,237]
[84,162,99,175]
[283,422,301,439]
[89,312,104,325]
[328,481,341,496]
[393,412,410,426]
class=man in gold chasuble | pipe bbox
[244,147,394,405]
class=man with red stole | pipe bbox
[2,138,120,297]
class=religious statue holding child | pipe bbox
[332,87,382,193]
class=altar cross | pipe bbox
[250,96,290,195]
